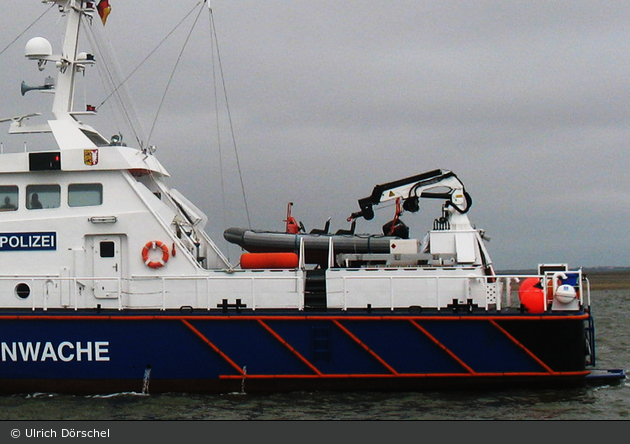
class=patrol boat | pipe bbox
[0,0,621,394]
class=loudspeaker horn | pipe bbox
[21,77,54,96]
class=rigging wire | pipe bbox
[87,0,252,239]
[208,7,252,229]
[84,18,146,147]
[142,1,252,233]
[0,4,55,57]
[146,3,205,146]
[207,10,229,243]
[95,1,204,113]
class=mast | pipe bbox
[50,0,85,119]
[20,1,103,149]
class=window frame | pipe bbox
[26,184,61,210]
[68,183,103,208]
[0,185,18,212]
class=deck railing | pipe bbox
[0,269,588,313]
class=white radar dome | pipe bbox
[25,37,53,59]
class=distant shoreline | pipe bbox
[582,270,630,290]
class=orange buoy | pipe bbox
[142,240,169,269]
[240,252,299,269]
[518,277,545,313]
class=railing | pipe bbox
[326,271,498,311]
[145,272,305,311]
[0,270,588,313]
[0,272,304,311]
[0,276,124,311]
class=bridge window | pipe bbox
[26,184,60,210]
[69,183,103,207]
[0,186,18,211]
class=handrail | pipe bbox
[0,269,587,313]
[328,271,586,312]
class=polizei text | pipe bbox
[0,232,56,251]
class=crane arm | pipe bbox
[349,169,472,221]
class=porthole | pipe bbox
[15,283,31,299]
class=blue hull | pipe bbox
[0,310,591,394]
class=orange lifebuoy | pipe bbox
[142,240,169,269]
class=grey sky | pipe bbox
[1,1,629,270]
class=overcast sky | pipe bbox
[1,1,629,270]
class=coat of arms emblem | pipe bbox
[84,149,99,166]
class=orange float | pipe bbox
[240,252,299,269]
[518,277,545,314]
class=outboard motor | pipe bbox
[382,218,409,239]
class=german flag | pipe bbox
[97,0,111,26]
